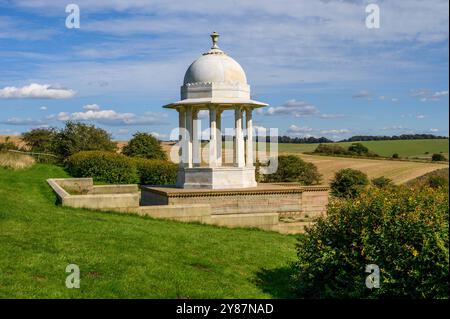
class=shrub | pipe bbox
[22,128,57,153]
[406,168,449,189]
[53,122,117,159]
[314,143,377,157]
[135,158,177,185]
[432,153,447,161]
[392,153,399,159]
[427,175,448,189]
[348,143,369,155]
[122,132,167,160]
[66,151,138,184]
[293,185,449,298]
[371,176,393,188]
[0,136,19,152]
[255,160,264,183]
[313,144,347,155]
[264,155,321,185]
[330,168,369,198]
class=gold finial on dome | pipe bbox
[210,32,219,49]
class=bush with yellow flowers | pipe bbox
[293,183,449,298]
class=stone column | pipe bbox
[216,108,223,166]
[245,107,254,167]
[209,106,217,167]
[178,107,186,166]
[234,106,245,167]
[192,108,201,167]
[185,105,193,168]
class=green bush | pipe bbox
[293,185,449,298]
[135,158,177,185]
[330,168,369,198]
[313,144,347,155]
[348,143,369,155]
[371,176,393,188]
[314,143,378,157]
[0,137,18,151]
[392,153,399,159]
[53,122,117,159]
[432,153,447,161]
[22,128,57,153]
[406,168,449,189]
[264,155,321,185]
[122,132,167,160]
[66,151,138,184]
[427,175,448,189]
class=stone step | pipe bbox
[279,217,316,223]
[273,221,315,234]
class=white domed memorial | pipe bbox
[163,32,268,189]
[139,33,328,234]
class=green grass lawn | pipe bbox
[0,164,298,298]
[274,139,449,158]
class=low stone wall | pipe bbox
[48,178,329,234]
[47,178,140,210]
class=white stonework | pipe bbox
[164,32,268,189]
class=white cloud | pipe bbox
[83,104,101,110]
[416,114,425,119]
[39,106,47,111]
[150,131,168,139]
[1,117,47,125]
[352,90,372,99]
[320,129,351,135]
[265,99,318,118]
[52,109,168,126]
[411,89,449,102]
[286,125,314,135]
[319,113,345,119]
[430,128,439,132]
[0,83,75,99]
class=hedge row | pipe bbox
[66,151,177,185]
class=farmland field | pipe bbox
[276,139,449,159]
[163,141,448,185]
[294,153,448,184]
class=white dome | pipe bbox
[183,53,247,85]
[183,32,247,85]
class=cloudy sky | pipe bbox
[0,0,448,140]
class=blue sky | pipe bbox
[0,0,448,141]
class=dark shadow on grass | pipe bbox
[254,265,297,298]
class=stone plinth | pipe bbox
[141,183,328,218]
[176,166,257,189]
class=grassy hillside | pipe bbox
[0,164,297,298]
[276,139,449,159]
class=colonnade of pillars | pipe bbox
[177,105,253,168]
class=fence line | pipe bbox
[7,149,58,158]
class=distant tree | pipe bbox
[264,155,321,185]
[122,132,167,160]
[392,153,399,159]
[432,153,447,162]
[53,121,117,159]
[22,128,57,153]
[348,143,369,155]
[340,134,448,142]
[313,144,347,155]
[277,136,333,144]
[330,168,369,198]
